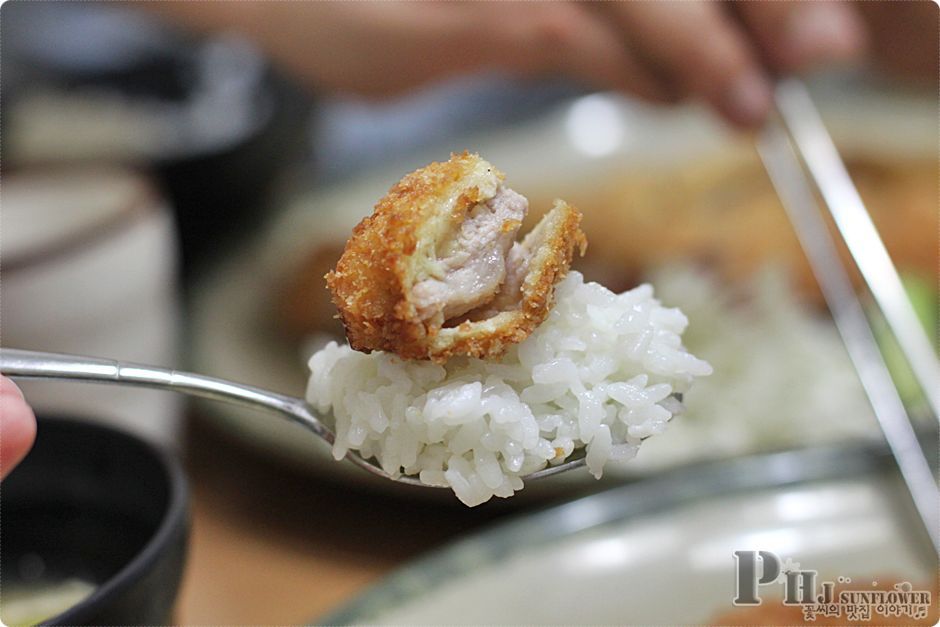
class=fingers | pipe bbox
[1,377,37,480]
[735,1,867,73]
[599,2,773,128]
[146,1,867,128]
[499,4,673,103]
[234,2,675,101]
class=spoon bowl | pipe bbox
[0,348,602,486]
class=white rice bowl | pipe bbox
[307,271,711,506]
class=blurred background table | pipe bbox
[175,413,525,624]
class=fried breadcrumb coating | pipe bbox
[326,152,586,362]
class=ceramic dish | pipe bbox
[323,443,938,625]
[0,416,189,626]
[2,166,183,449]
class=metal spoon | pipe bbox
[0,348,599,486]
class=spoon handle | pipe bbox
[0,348,331,440]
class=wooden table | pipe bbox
[173,416,552,625]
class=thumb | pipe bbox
[1,377,37,480]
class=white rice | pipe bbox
[627,264,883,472]
[306,271,711,506]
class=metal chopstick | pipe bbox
[756,83,939,554]
[774,79,940,420]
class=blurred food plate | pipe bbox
[190,76,936,496]
[322,444,938,625]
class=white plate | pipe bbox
[323,445,937,624]
[189,80,934,495]
[189,97,732,492]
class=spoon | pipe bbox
[0,348,595,486]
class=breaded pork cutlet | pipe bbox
[326,152,586,362]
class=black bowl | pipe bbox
[0,416,189,626]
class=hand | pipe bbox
[590,1,866,126]
[148,1,866,128]
[1,376,37,479]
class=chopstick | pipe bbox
[774,80,940,419]
[756,79,939,554]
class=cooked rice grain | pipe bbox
[307,272,711,506]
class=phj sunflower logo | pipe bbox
[733,550,933,622]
